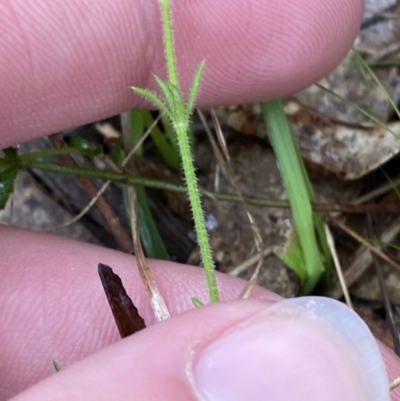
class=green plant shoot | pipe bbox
[132,0,219,302]
[261,100,328,293]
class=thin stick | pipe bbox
[332,218,400,273]
[48,134,133,253]
[329,216,400,299]
[324,224,353,309]
[352,176,400,205]
[229,247,273,276]
[46,115,162,232]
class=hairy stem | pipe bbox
[174,125,219,302]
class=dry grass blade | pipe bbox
[332,218,400,273]
[229,247,273,276]
[46,180,110,232]
[121,111,170,321]
[198,109,264,298]
[128,185,170,320]
[48,134,133,253]
[46,115,162,233]
[324,224,353,309]
[352,176,400,205]
[329,216,400,299]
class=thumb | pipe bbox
[12,297,390,401]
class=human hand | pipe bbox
[3,0,398,400]
[2,227,400,401]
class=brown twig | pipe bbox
[48,134,133,253]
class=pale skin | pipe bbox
[1,0,400,400]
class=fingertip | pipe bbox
[192,0,363,105]
[0,0,363,146]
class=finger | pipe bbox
[0,0,363,147]
[0,225,278,399]
[12,297,391,401]
[2,226,400,400]
[379,343,400,400]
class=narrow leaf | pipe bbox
[130,110,145,156]
[132,87,171,117]
[53,360,62,372]
[109,137,124,165]
[154,75,176,110]
[261,100,324,294]
[277,230,306,282]
[3,147,18,160]
[134,186,170,260]
[0,165,18,210]
[187,60,206,113]
[143,111,180,170]
[69,136,103,156]
[192,297,204,307]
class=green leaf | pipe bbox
[131,87,171,117]
[153,76,184,117]
[142,111,181,170]
[131,110,145,157]
[261,100,324,294]
[109,137,124,165]
[3,147,18,160]
[278,230,306,283]
[154,75,176,109]
[0,158,16,173]
[135,186,170,260]
[187,60,205,113]
[167,82,184,114]
[0,165,18,210]
[53,360,62,372]
[192,297,204,307]
[123,185,169,261]
[69,136,103,156]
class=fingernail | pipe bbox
[189,297,389,401]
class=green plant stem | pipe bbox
[175,125,219,302]
[160,0,179,90]
[155,0,219,302]
[21,160,400,214]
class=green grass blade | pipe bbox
[130,110,145,156]
[353,49,400,119]
[142,111,181,170]
[261,100,324,293]
[125,109,170,261]
[124,185,170,260]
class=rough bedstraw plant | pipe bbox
[132,0,219,302]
